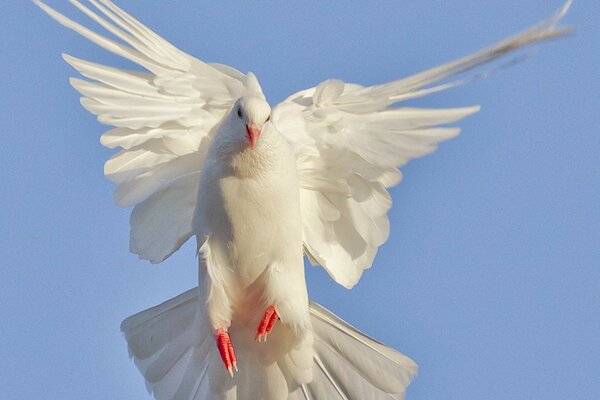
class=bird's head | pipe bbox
[232,96,271,149]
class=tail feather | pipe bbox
[121,289,417,399]
[122,288,210,399]
[122,288,199,360]
[308,302,417,395]
[143,330,194,383]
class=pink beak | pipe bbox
[246,124,261,149]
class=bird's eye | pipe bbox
[265,115,271,123]
[237,107,243,119]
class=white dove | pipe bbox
[36,1,572,399]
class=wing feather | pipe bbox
[37,0,261,262]
[274,2,571,288]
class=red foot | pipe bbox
[215,328,237,377]
[255,305,279,342]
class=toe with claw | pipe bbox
[255,305,279,342]
[216,328,237,377]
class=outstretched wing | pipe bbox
[36,0,264,263]
[273,2,572,288]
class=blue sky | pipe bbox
[1,1,598,399]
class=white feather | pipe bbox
[273,4,571,288]
[122,289,416,400]
[37,1,572,398]
[36,0,251,263]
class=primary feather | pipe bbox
[36,0,572,399]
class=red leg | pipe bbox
[215,328,237,377]
[255,305,279,342]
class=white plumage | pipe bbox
[36,1,572,399]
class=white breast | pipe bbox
[195,125,303,288]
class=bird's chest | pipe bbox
[217,172,302,285]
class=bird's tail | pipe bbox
[121,288,417,400]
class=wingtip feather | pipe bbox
[557,0,574,21]
[68,76,84,90]
[465,105,481,116]
[32,0,48,11]
[33,0,63,22]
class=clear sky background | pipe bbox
[1,1,598,399]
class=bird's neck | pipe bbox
[228,129,285,179]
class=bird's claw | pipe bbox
[255,305,278,342]
[216,328,237,377]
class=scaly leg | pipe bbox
[215,328,237,377]
[255,305,279,342]
[200,239,237,376]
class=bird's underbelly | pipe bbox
[219,174,303,289]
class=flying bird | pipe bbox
[36,1,572,399]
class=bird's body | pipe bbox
[197,127,306,315]
[36,0,572,398]
[196,103,304,297]
[194,99,313,387]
